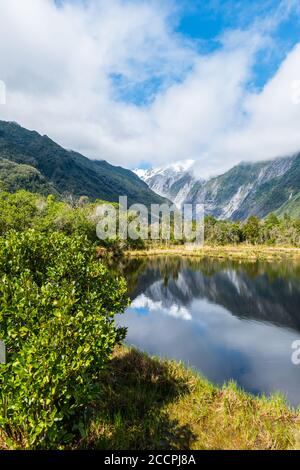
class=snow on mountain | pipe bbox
[134,168,148,180]
[133,160,196,208]
[135,160,194,183]
[134,153,300,220]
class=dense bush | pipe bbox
[0,230,129,448]
[0,190,299,248]
[0,190,146,251]
[204,214,300,246]
[0,190,100,242]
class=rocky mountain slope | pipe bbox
[137,155,300,219]
[134,160,196,208]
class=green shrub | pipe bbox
[0,230,129,449]
[0,191,101,242]
[0,190,40,235]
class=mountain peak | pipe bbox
[135,153,300,219]
[134,159,195,181]
[133,160,196,208]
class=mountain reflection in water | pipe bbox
[116,256,300,406]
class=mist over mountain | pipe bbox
[136,155,300,220]
[1,119,299,220]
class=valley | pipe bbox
[136,155,300,220]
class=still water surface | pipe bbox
[117,256,300,407]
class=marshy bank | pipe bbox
[125,244,300,261]
[78,346,300,450]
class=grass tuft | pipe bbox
[77,346,300,450]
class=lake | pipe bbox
[117,256,300,407]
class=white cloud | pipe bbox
[200,41,300,177]
[0,0,300,177]
[132,294,192,321]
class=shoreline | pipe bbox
[125,245,300,261]
[79,346,300,450]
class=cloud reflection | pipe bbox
[119,257,300,406]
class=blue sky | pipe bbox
[177,0,300,84]
[1,0,300,175]
[111,0,300,105]
[55,0,300,105]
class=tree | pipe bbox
[265,213,280,228]
[243,216,260,244]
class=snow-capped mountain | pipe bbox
[134,160,197,208]
[185,154,300,220]
[135,153,300,219]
